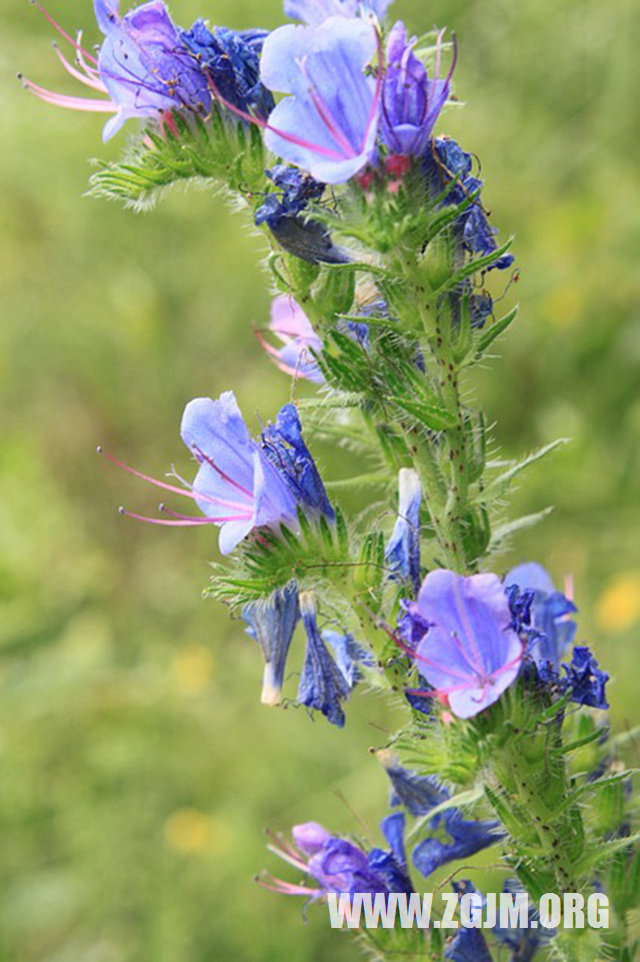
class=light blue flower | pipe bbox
[297,593,351,726]
[283,0,393,27]
[260,17,381,184]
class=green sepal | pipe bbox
[473,305,519,359]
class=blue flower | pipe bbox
[242,583,300,705]
[260,18,381,184]
[505,562,577,672]
[384,468,421,595]
[261,404,335,520]
[96,0,211,140]
[180,20,275,120]
[367,812,413,894]
[412,808,503,877]
[382,758,449,817]
[180,392,299,554]
[422,137,514,272]
[255,166,350,264]
[445,927,493,962]
[494,880,552,961]
[258,295,325,383]
[323,630,376,687]
[381,23,453,158]
[563,646,609,709]
[404,570,523,718]
[283,0,393,27]
[297,592,351,726]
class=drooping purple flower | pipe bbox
[404,570,523,718]
[259,17,381,184]
[257,295,325,382]
[180,20,275,120]
[261,813,411,899]
[505,562,577,672]
[323,629,376,688]
[381,23,453,158]
[563,646,609,710]
[180,392,299,554]
[382,758,449,817]
[422,137,514,272]
[23,0,213,140]
[384,468,421,595]
[242,583,300,705]
[254,166,350,264]
[261,404,334,520]
[297,592,351,726]
[412,808,503,878]
[283,0,393,28]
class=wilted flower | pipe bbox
[403,569,523,718]
[505,562,577,672]
[261,404,334,520]
[563,646,609,710]
[381,23,454,158]
[260,17,381,184]
[323,630,376,688]
[384,468,421,595]
[257,295,325,382]
[23,0,212,141]
[254,166,350,264]
[445,926,493,962]
[297,592,351,726]
[242,583,300,705]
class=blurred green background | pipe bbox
[1,0,638,958]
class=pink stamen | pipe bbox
[52,43,107,92]
[393,633,478,682]
[159,503,251,523]
[20,76,115,112]
[97,447,251,511]
[76,32,101,81]
[257,875,318,897]
[30,0,98,65]
[119,507,248,525]
[359,23,383,154]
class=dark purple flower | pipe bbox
[384,468,421,595]
[179,20,275,120]
[505,562,577,672]
[382,759,449,817]
[323,630,376,688]
[297,592,351,726]
[261,404,334,520]
[242,583,300,705]
[381,23,453,158]
[260,18,381,184]
[563,646,609,710]
[412,808,503,878]
[404,570,523,718]
[445,927,493,962]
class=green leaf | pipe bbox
[386,395,458,431]
[485,438,570,494]
[489,507,554,550]
[473,305,519,358]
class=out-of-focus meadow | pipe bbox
[1,0,638,958]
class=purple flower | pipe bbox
[242,583,300,705]
[422,137,514,272]
[179,20,275,121]
[257,296,325,383]
[505,562,577,672]
[381,23,453,158]
[297,592,351,726]
[384,468,421,595]
[405,570,523,718]
[262,813,411,899]
[382,758,449,817]
[494,880,552,961]
[179,393,299,554]
[563,646,609,710]
[283,0,393,27]
[412,808,502,878]
[23,0,212,141]
[260,18,381,184]
[261,404,334,520]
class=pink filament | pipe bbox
[52,43,106,92]
[30,0,98,65]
